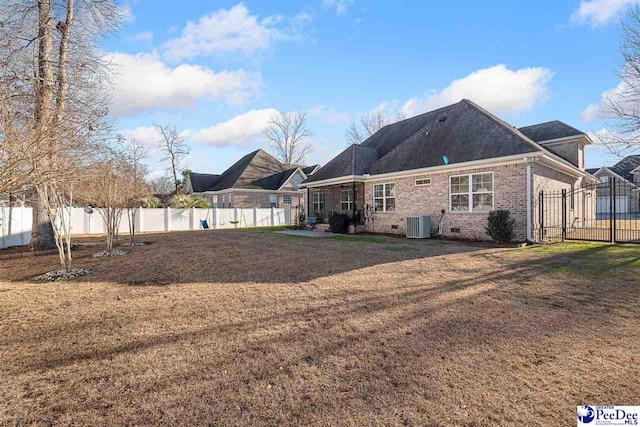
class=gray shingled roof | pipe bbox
[306,99,550,183]
[585,168,600,175]
[189,149,312,192]
[188,173,220,192]
[610,155,640,182]
[301,165,319,175]
[518,120,585,142]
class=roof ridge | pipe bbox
[518,120,562,129]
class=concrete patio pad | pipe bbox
[275,230,340,238]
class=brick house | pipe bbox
[300,99,595,242]
[185,149,318,209]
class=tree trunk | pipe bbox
[31,0,56,251]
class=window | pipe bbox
[341,189,353,211]
[293,174,302,188]
[373,183,396,212]
[415,177,431,186]
[283,194,292,205]
[570,183,575,210]
[269,194,277,208]
[599,175,609,183]
[312,192,324,213]
[449,173,493,212]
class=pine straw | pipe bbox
[0,232,638,426]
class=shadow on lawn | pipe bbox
[3,233,639,425]
[0,229,496,285]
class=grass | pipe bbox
[1,232,639,426]
[238,225,298,232]
[528,242,640,279]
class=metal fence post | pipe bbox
[609,179,614,243]
[539,191,544,241]
[612,177,617,243]
[561,189,567,242]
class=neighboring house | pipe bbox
[185,149,318,209]
[300,99,595,241]
[586,155,640,216]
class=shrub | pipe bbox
[169,194,210,209]
[140,196,160,208]
[485,209,516,242]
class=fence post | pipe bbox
[539,191,544,241]
[165,207,171,232]
[212,208,218,230]
[612,177,617,243]
[190,207,196,230]
[270,207,275,226]
[253,208,258,228]
[609,178,614,243]
[561,189,567,242]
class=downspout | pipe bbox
[525,157,533,243]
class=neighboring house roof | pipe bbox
[585,168,599,175]
[517,120,585,142]
[189,149,313,192]
[301,165,320,175]
[306,99,557,183]
[188,173,221,192]
[609,155,640,183]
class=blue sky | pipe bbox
[101,0,636,176]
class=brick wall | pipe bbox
[363,163,528,241]
[230,190,304,209]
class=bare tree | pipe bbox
[264,111,312,164]
[147,175,175,194]
[120,136,150,244]
[603,5,640,155]
[156,124,190,192]
[0,0,121,252]
[345,109,406,145]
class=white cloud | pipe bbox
[119,126,163,150]
[107,51,262,116]
[309,105,351,124]
[571,0,636,27]
[580,80,630,122]
[119,2,135,22]
[162,3,284,61]
[130,31,153,42]
[190,108,279,146]
[399,64,553,117]
[323,0,353,15]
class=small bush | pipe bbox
[140,196,160,208]
[169,194,210,209]
[485,209,516,242]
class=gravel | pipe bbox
[92,249,129,257]
[34,268,95,282]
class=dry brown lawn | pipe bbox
[1,230,639,426]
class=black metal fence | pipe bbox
[536,178,640,244]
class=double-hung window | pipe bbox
[449,173,493,212]
[341,189,353,211]
[312,192,324,213]
[373,183,396,212]
[268,194,278,208]
[283,194,292,205]
[293,175,302,188]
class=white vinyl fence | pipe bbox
[0,207,293,249]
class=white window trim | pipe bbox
[312,192,324,212]
[372,182,396,212]
[340,189,353,211]
[415,177,431,187]
[449,172,494,213]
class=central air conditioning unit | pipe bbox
[406,215,432,239]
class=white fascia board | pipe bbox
[538,134,592,146]
[299,153,543,187]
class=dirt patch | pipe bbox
[0,231,638,426]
